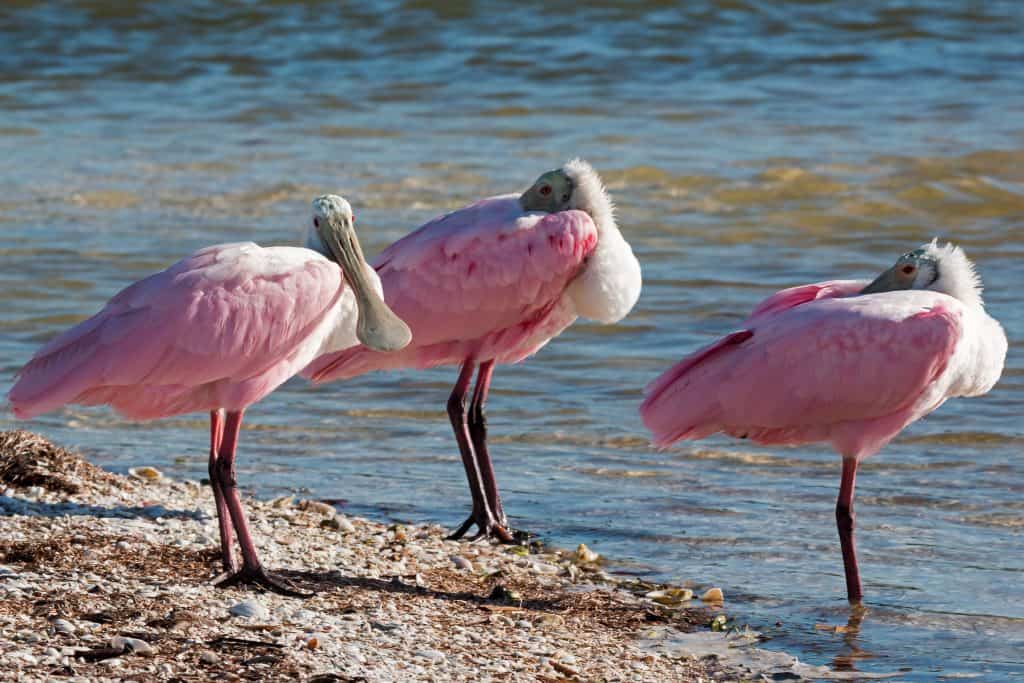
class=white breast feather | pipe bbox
[567,229,642,323]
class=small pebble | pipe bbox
[450,555,474,571]
[516,620,534,630]
[110,636,155,657]
[299,500,335,516]
[534,614,565,628]
[646,588,694,605]
[416,649,446,664]
[229,599,269,620]
[336,517,356,533]
[128,466,162,482]
[289,609,317,625]
[51,618,76,635]
[344,644,366,663]
[701,587,725,603]
[199,650,219,665]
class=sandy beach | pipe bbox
[0,430,761,682]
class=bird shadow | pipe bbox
[274,568,566,613]
[0,494,206,521]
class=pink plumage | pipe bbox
[10,242,346,420]
[304,161,642,541]
[639,241,1006,603]
[8,194,407,595]
[641,282,961,458]
[304,196,598,381]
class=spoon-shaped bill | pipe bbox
[317,212,412,352]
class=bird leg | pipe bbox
[212,410,311,598]
[446,361,512,542]
[467,360,511,531]
[836,458,863,604]
[207,409,237,574]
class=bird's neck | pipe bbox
[304,230,330,257]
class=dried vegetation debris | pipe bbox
[0,431,733,682]
[0,429,120,494]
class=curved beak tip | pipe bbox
[358,317,412,352]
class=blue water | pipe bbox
[1,2,1023,679]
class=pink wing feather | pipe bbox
[641,289,963,455]
[745,279,868,321]
[10,243,344,420]
[305,195,598,382]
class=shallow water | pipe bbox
[1,1,1022,679]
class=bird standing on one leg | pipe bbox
[8,195,411,596]
[640,240,1006,603]
[305,159,643,541]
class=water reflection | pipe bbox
[831,606,871,672]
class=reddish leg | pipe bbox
[446,361,511,542]
[467,360,509,530]
[212,410,311,597]
[207,410,237,574]
[836,458,863,604]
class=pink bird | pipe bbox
[8,195,411,595]
[640,240,1007,603]
[305,159,642,541]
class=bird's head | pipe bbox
[860,239,983,307]
[307,194,353,256]
[309,194,411,352]
[519,158,616,234]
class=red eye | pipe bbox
[901,264,915,275]
[539,184,552,197]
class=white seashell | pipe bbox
[574,543,600,564]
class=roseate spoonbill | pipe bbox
[640,240,1006,603]
[305,159,642,541]
[8,195,411,595]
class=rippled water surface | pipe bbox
[2,2,1022,679]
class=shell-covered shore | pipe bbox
[0,430,747,682]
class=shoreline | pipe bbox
[1,429,839,682]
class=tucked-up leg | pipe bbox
[212,410,311,598]
[207,410,237,574]
[446,361,511,542]
[836,457,863,604]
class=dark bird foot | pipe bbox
[447,511,515,543]
[214,565,313,598]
